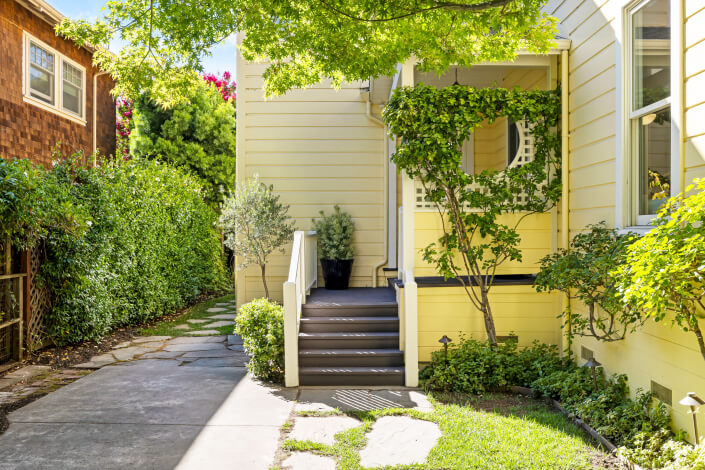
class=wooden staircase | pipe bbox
[298,288,405,386]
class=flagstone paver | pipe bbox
[187,319,210,324]
[111,346,152,362]
[282,452,336,470]
[208,314,237,320]
[288,416,361,446]
[206,307,228,313]
[227,335,243,345]
[204,321,235,328]
[133,336,171,343]
[174,324,191,330]
[164,342,227,352]
[184,329,221,336]
[358,416,441,467]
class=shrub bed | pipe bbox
[1,156,229,345]
[421,337,704,469]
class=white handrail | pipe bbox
[283,231,317,387]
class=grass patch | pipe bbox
[138,293,237,337]
[282,394,608,469]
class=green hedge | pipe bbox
[35,157,229,344]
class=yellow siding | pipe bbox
[685,4,705,181]
[545,0,705,442]
[414,212,552,277]
[237,59,386,304]
[417,286,559,361]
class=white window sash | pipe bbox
[22,31,87,123]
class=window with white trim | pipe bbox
[24,33,86,122]
[628,0,671,224]
[28,42,55,105]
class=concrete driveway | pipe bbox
[0,336,297,470]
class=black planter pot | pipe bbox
[320,259,354,290]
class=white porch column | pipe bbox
[400,59,416,283]
[399,59,418,387]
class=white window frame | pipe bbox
[616,0,682,230]
[22,32,87,125]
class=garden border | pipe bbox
[509,385,646,470]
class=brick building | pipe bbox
[0,0,116,167]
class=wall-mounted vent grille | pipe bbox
[651,381,672,406]
[581,346,594,360]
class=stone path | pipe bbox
[280,390,440,470]
[0,334,298,470]
[168,298,238,336]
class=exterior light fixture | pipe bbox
[679,392,705,445]
[582,357,602,391]
[439,335,452,364]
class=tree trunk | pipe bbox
[690,315,705,362]
[260,264,269,299]
[480,288,498,346]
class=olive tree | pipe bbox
[220,176,295,299]
[615,179,705,362]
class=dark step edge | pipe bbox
[299,332,400,338]
[299,349,403,356]
[300,316,399,322]
[299,366,404,375]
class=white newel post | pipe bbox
[283,280,298,387]
[404,270,418,387]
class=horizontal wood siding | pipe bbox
[417,286,559,361]
[238,60,386,304]
[547,0,705,442]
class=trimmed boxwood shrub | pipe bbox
[234,298,284,382]
[40,157,229,344]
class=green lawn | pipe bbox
[138,293,237,337]
[282,393,609,470]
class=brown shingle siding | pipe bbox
[0,0,116,167]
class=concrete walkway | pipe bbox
[0,335,297,470]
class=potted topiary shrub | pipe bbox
[312,205,354,290]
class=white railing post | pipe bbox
[283,280,299,387]
[404,270,418,387]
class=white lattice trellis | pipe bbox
[415,119,537,211]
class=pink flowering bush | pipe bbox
[115,96,134,160]
[202,71,237,102]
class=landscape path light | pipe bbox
[438,335,452,365]
[679,392,704,445]
[582,357,602,391]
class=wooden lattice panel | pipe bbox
[27,244,51,351]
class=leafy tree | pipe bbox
[220,176,295,299]
[535,223,642,344]
[130,77,236,206]
[56,0,557,104]
[384,84,561,346]
[615,179,705,362]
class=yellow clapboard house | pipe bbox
[236,0,705,442]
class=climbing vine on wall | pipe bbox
[384,84,562,345]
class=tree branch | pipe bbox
[318,0,515,23]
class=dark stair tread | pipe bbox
[299,332,399,338]
[303,303,397,310]
[300,366,404,375]
[299,348,403,356]
[300,316,399,322]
